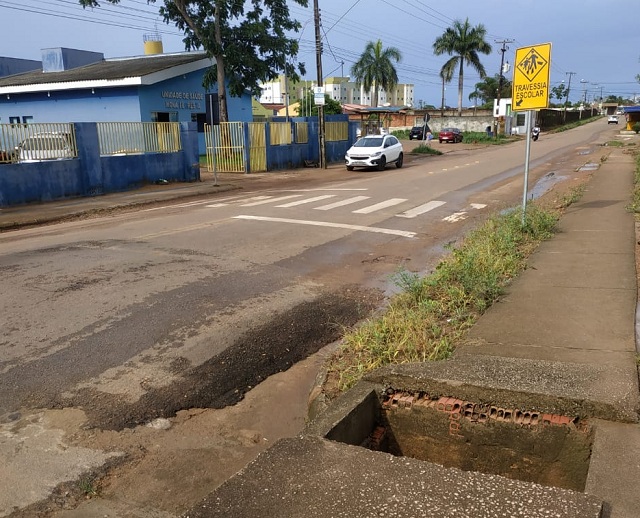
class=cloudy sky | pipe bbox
[2,0,638,105]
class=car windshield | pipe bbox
[353,137,383,148]
[441,128,453,132]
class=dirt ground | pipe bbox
[7,140,619,518]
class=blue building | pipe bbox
[0,46,253,154]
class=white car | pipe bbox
[345,134,403,171]
[16,132,76,162]
[607,115,618,124]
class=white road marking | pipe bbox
[276,195,336,207]
[352,198,407,214]
[443,212,467,222]
[470,203,487,209]
[396,200,446,219]
[241,194,303,206]
[281,188,368,192]
[314,196,370,210]
[233,215,416,238]
[142,195,244,211]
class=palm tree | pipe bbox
[440,63,454,117]
[433,18,492,116]
[351,40,402,108]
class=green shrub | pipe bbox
[633,122,640,134]
[328,203,559,392]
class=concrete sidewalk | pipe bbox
[183,147,640,517]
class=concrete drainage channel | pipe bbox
[372,391,592,492]
[190,368,606,518]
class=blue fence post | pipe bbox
[74,122,104,196]
[179,122,200,182]
[307,116,319,164]
[264,122,272,172]
[243,121,251,173]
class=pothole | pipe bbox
[325,389,593,492]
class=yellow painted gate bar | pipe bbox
[248,122,266,173]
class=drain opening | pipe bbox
[331,390,593,492]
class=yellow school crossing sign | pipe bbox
[512,43,551,111]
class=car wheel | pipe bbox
[439,139,443,143]
[395,152,403,168]
[377,156,386,171]
[346,165,354,171]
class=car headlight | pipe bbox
[371,151,381,157]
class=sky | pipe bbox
[1,0,639,107]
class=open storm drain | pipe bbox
[331,390,593,492]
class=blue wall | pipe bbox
[260,115,354,171]
[0,122,200,206]
[0,88,141,124]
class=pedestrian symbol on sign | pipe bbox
[516,48,548,83]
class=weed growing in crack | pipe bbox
[326,204,559,392]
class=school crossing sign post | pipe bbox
[511,42,551,224]
[512,43,551,110]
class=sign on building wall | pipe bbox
[512,43,551,111]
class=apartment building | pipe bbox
[258,75,414,107]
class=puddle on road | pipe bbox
[578,162,600,172]
[528,171,569,200]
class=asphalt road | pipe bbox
[0,121,614,427]
[0,119,623,516]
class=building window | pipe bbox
[151,111,178,123]
[22,116,33,124]
[9,117,20,124]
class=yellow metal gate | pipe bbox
[248,122,266,172]
[205,122,246,173]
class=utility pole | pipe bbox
[313,0,326,169]
[495,39,514,138]
[563,72,576,123]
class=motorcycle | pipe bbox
[531,126,540,141]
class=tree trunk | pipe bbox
[457,59,464,117]
[214,2,228,123]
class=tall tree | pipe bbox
[78,0,307,123]
[296,92,343,117]
[472,74,512,107]
[439,63,454,117]
[433,18,492,116]
[351,40,402,108]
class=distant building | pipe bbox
[258,75,414,108]
[0,43,253,153]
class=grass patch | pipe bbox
[78,477,99,497]
[326,203,559,393]
[629,150,640,213]
[558,184,587,208]
[412,144,442,155]
[464,132,515,145]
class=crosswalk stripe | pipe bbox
[241,195,303,207]
[276,195,336,207]
[353,198,407,214]
[396,200,446,218]
[234,215,416,238]
[314,196,370,211]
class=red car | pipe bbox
[438,127,463,143]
